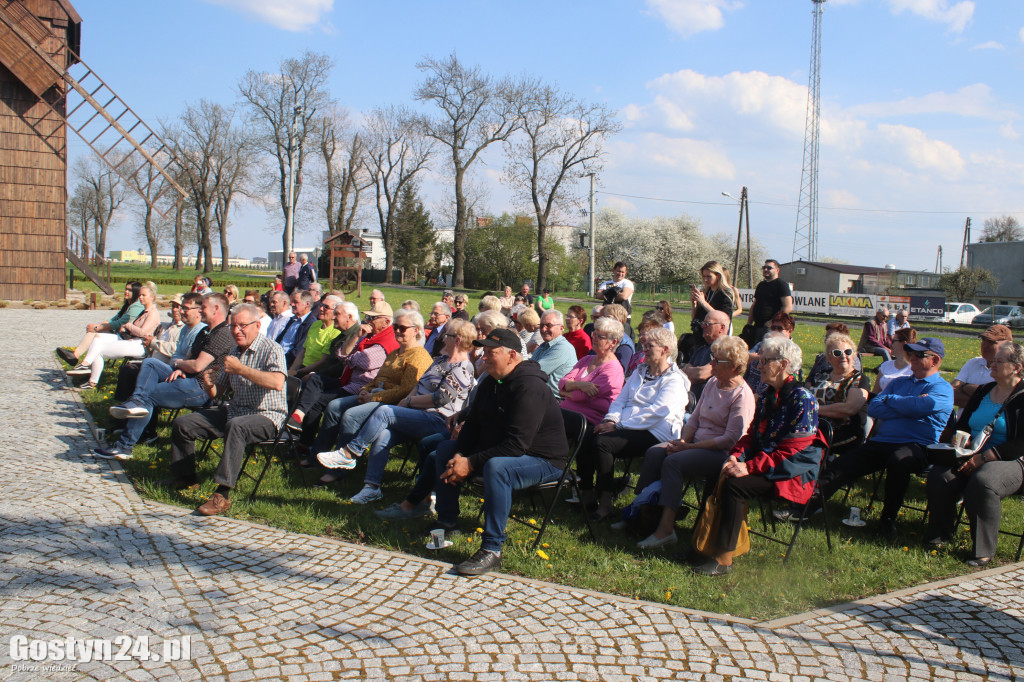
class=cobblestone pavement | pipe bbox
[2,310,1023,681]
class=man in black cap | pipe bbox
[815,336,953,538]
[432,327,568,576]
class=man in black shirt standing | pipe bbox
[746,259,793,347]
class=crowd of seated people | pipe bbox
[56,270,1024,577]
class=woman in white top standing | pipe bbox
[874,327,916,393]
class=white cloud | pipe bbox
[970,41,1004,51]
[847,84,1012,121]
[202,0,333,31]
[1019,26,1024,43]
[640,133,736,179]
[646,69,808,137]
[886,0,974,34]
[644,0,741,38]
[1000,122,1020,141]
[875,124,965,179]
[602,195,639,213]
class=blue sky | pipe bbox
[71,0,1024,272]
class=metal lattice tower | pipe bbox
[792,0,826,262]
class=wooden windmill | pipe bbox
[0,0,185,299]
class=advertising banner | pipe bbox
[828,294,877,318]
[877,295,910,315]
[909,295,945,318]
[737,289,876,317]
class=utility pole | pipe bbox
[284,104,303,258]
[588,173,596,297]
[935,245,942,273]
[726,187,753,287]
[960,216,971,267]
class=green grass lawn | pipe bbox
[63,313,1023,620]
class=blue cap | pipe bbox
[904,337,945,359]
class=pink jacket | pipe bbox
[558,356,624,425]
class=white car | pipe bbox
[932,302,980,324]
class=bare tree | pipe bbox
[123,151,179,268]
[981,215,1024,242]
[238,51,334,259]
[166,100,248,272]
[365,106,432,275]
[71,154,128,261]
[316,107,373,235]
[505,81,621,290]
[415,53,521,287]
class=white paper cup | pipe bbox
[429,528,445,548]
[953,430,970,449]
[95,427,106,442]
[848,507,861,523]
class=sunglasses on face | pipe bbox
[393,325,414,334]
[907,349,936,359]
[830,348,855,358]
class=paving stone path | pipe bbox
[1,310,1022,681]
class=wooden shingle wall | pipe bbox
[0,0,74,300]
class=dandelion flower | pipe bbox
[536,549,549,560]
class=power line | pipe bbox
[596,190,1021,216]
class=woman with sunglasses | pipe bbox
[744,312,794,396]
[689,261,737,337]
[324,318,478,507]
[808,333,870,453]
[313,309,433,490]
[874,327,916,393]
[925,342,1024,566]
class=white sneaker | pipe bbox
[317,449,357,470]
[350,485,383,504]
[67,364,92,376]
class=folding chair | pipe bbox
[748,423,833,564]
[471,414,594,549]
[235,376,307,500]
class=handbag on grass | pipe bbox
[691,472,750,557]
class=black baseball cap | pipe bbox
[472,328,521,352]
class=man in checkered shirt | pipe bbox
[168,303,289,516]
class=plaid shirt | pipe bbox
[217,333,288,428]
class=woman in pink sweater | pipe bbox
[632,334,756,549]
[559,316,625,507]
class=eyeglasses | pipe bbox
[393,325,414,334]
[181,305,201,311]
[320,306,336,313]
[907,349,936,359]
[758,356,783,365]
[830,348,855,358]
[701,320,724,328]
[710,355,732,364]
[762,265,775,271]
[230,320,259,331]
[540,323,562,328]
[593,333,616,342]
[443,333,459,339]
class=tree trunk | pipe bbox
[452,166,467,288]
[536,217,549,293]
[173,199,184,271]
[143,205,159,268]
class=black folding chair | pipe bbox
[236,376,307,500]
[748,422,833,564]
[471,414,594,549]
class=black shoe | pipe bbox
[286,415,303,434]
[92,446,131,461]
[692,559,732,577]
[454,549,502,576]
[56,347,77,365]
[155,477,199,491]
[877,518,898,540]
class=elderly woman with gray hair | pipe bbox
[587,326,690,521]
[692,335,820,576]
[632,335,756,549]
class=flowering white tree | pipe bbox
[594,208,711,284]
